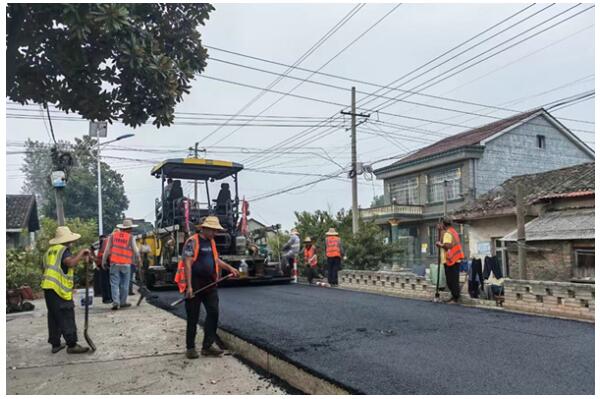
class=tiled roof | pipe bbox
[6,194,40,231]
[503,208,594,241]
[454,162,595,218]
[385,108,543,168]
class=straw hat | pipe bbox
[290,228,299,235]
[117,219,138,229]
[49,226,81,245]
[303,237,312,243]
[325,228,339,236]
[197,216,225,231]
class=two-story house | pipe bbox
[361,108,594,272]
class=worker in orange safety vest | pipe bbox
[102,219,142,310]
[435,216,465,303]
[303,237,318,284]
[325,228,344,286]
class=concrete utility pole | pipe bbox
[55,189,66,226]
[443,180,449,216]
[341,87,370,235]
[97,128,103,235]
[188,142,207,202]
[515,182,527,279]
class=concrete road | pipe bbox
[6,293,286,395]
[150,283,595,395]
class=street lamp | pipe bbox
[97,133,135,236]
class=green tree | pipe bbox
[293,208,401,271]
[7,3,214,127]
[371,194,385,207]
[7,217,98,290]
[21,137,129,232]
[344,221,403,271]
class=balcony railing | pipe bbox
[359,204,423,219]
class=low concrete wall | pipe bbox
[339,270,595,321]
[503,279,595,321]
[339,270,438,300]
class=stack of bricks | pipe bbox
[503,279,594,321]
[339,270,440,300]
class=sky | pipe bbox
[6,3,595,230]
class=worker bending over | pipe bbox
[41,226,92,354]
[303,237,318,284]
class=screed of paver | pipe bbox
[6,293,285,395]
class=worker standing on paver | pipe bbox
[303,237,318,284]
[281,228,301,272]
[102,219,142,310]
[325,228,344,286]
[41,226,92,354]
[435,217,465,303]
[178,216,240,359]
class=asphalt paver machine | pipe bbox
[140,157,292,289]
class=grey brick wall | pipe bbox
[475,115,593,195]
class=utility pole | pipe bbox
[188,142,207,202]
[97,128,103,236]
[55,189,66,226]
[515,182,527,279]
[341,87,369,235]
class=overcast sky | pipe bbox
[6,3,595,230]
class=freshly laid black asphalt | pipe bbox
[147,283,594,395]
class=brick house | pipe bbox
[6,194,40,249]
[363,108,594,272]
[452,162,594,281]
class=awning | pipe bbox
[502,208,594,242]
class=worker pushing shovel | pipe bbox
[173,216,240,359]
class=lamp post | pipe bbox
[97,133,135,235]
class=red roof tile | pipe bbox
[390,108,543,166]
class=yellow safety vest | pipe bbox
[40,244,75,301]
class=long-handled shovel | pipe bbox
[170,274,233,308]
[434,218,443,303]
[84,258,97,352]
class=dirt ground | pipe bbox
[6,292,286,394]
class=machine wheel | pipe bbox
[146,272,156,290]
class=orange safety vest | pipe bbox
[304,246,317,268]
[174,234,220,294]
[109,231,134,265]
[445,226,465,267]
[326,236,341,258]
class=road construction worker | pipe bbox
[95,234,112,304]
[102,219,142,310]
[282,228,300,272]
[435,216,465,303]
[303,237,318,284]
[41,226,92,354]
[176,216,240,359]
[325,228,344,286]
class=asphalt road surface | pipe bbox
[147,283,594,395]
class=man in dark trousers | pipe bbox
[436,217,465,303]
[96,234,112,304]
[179,216,240,359]
[41,226,92,354]
[325,228,344,286]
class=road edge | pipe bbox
[216,328,353,395]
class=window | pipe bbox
[389,176,419,205]
[493,238,510,277]
[428,225,438,256]
[537,135,546,149]
[427,168,461,203]
[574,249,594,279]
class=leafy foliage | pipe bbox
[343,221,403,271]
[6,217,99,290]
[293,209,400,270]
[21,137,128,232]
[7,3,214,127]
[371,194,385,207]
